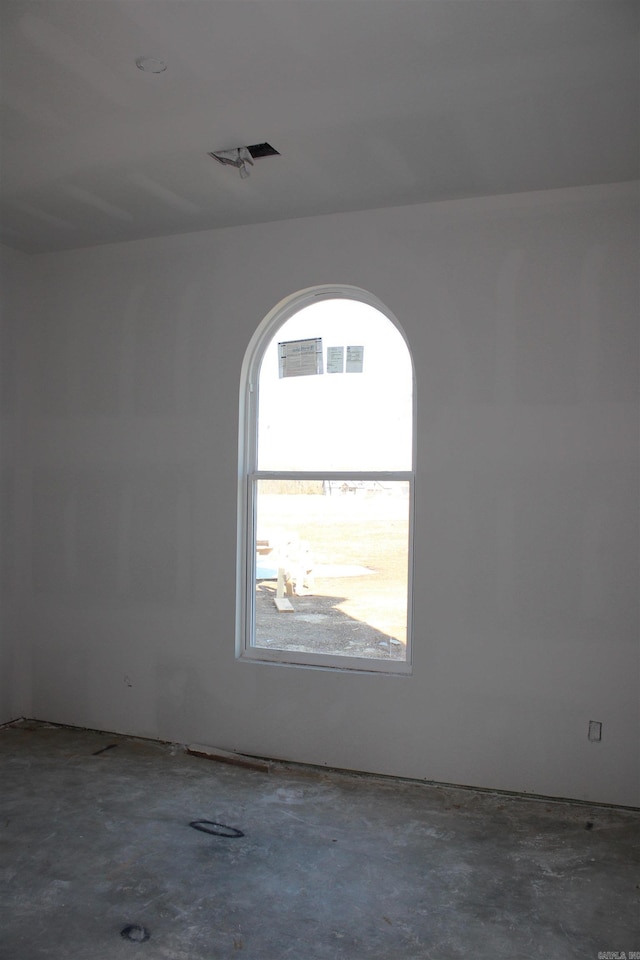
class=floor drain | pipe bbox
[121,924,150,942]
[189,820,244,838]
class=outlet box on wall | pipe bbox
[588,721,602,742]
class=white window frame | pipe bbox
[236,285,415,675]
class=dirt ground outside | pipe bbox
[255,489,409,662]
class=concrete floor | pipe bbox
[1,722,638,960]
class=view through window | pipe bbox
[243,293,413,672]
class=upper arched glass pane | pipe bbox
[257,298,412,472]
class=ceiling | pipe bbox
[1,0,638,254]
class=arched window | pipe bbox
[237,286,414,673]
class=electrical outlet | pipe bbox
[588,720,602,742]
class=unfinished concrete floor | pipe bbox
[1,722,638,960]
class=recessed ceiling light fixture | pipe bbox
[135,57,167,73]
[209,143,280,180]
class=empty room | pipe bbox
[0,2,638,958]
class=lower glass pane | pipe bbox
[254,479,409,661]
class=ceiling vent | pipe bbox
[208,143,280,179]
[246,142,280,159]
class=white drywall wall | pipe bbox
[7,182,639,804]
[0,245,33,723]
